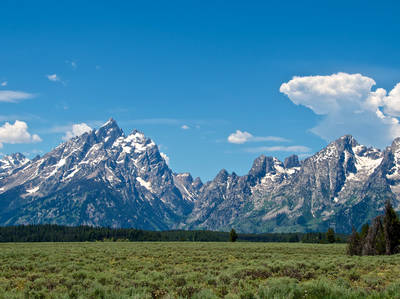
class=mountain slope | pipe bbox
[1,119,399,233]
[0,119,192,229]
[186,135,399,233]
[0,153,30,181]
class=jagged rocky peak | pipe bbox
[248,155,276,178]
[111,130,158,162]
[192,177,203,189]
[95,117,124,145]
[10,152,25,161]
[125,129,155,148]
[310,135,357,163]
[8,152,29,165]
[0,117,194,229]
[175,172,193,185]
[284,154,300,168]
[390,137,400,151]
[0,152,30,172]
[2,118,400,233]
[215,169,229,182]
[32,155,41,162]
[382,138,400,180]
[173,172,202,202]
[333,134,358,152]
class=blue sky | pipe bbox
[1,1,400,180]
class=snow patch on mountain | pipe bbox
[332,145,383,205]
[64,166,80,180]
[1,119,398,233]
[136,177,153,192]
[0,153,30,173]
[26,186,39,194]
[387,144,400,180]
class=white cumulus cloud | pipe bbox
[1,81,7,87]
[0,90,35,103]
[228,130,288,144]
[280,72,400,148]
[280,73,376,115]
[0,120,42,148]
[228,130,252,144]
[160,152,170,165]
[62,123,92,141]
[382,83,400,117]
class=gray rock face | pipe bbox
[284,155,300,168]
[0,119,192,229]
[1,120,399,233]
[186,135,399,233]
[173,172,202,202]
[0,153,30,180]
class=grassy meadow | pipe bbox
[0,242,400,298]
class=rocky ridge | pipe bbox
[1,120,399,233]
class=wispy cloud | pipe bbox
[66,60,77,69]
[0,90,35,103]
[228,130,289,144]
[181,124,190,130]
[122,118,181,126]
[1,81,7,87]
[0,114,42,122]
[245,145,311,153]
[46,74,62,82]
[120,118,228,127]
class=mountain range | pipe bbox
[1,118,399,233]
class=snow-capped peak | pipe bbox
[0,153,30,173]
[100,117,117,128]
[95,118,124,145]
[112,130,156,155]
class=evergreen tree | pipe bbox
[362,216,385,255]
[326,228,335,243]
[360,223,369,240]
[229,228,238,242]
[347,200,400,256]
[347,228,362,256]
[383,200,400,255]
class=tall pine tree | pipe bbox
[229,228,238,242]
[383,200,400,255]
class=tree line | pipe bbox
[347,200,400,256]
[0,224,347,243]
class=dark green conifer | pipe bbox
[347,228,362,256]
[383,200,400,255]
[326,228,335,243]
[229,228,238,242]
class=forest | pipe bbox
[0,224,347,243]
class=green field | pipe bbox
[1,242,400,298]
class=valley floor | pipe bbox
[0,242,400,298]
